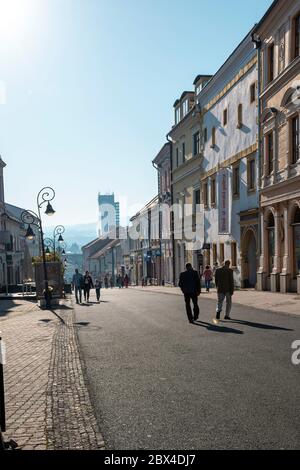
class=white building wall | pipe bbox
[198,35,259,286]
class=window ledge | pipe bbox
[247,187,256,194]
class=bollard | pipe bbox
[0,334,18,450]
[0,334,6,450]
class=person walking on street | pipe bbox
[104,275,109,289]
[95,279,102,302]
[179,263,201,324]
[214,260,234,323]
[203,265,213,292]
[213,262,219,277]
[124,274,129,288]
[72,268,83,304]
[110,276,114,289]
[83,271,94,302]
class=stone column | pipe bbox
[271,205,281,292]
[257,208,267,290]
[280,202,290,293]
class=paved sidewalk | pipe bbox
[131,286,300,316]
[0,298,104,450]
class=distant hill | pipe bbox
[44,222,98,252]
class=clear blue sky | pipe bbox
[0,0,273,227]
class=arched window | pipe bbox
[237,104,243,128]
[292,206,300,277]
[211,127,216,148]
[267,212,275,274]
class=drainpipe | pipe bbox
[166,134,176,286]
[252,30,262,280]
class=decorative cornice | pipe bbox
[201,143,258,180]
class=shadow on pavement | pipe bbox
[49,309,66,324]
[39,319,53,323]
[194,320,244,335]
[227,319,293,331]
[75,322,90,327]
[51,304,73,310]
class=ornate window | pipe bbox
[291,115,299,164]
[267,44,275,83]
[293,12,300,59]
[237,104,243,128]
[210,177,216,206]
[266,131,274,175]
[211,127,216,148]
[292,207,300,277]
[232,164,240,198]
[267,212,275,274]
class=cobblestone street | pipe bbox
[0,298,104,450]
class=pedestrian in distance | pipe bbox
[213,262,219,277]
[83,271,94,302]
[124,274,129,288]
[104,275,109,289]
[95,279,102,303]
[110,276,114,288]
[213,260,234,323]
[178,263,201,324]
[72,268,84,304]
[203,265,213,292]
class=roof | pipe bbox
[130,195,159,222]
[193,75,213,86]
[81,233,112,250]
[152,142,171,166]
[173,91,194,108]
[252,0,281,33]
[168,104,196,137]
[90,239,120,259]
[4,203,38,224]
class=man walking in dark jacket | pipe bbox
[179,263,201,324]
[214,260,234,322]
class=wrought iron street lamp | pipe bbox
[21,187,56,309]
[43,225,65,257]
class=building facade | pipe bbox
[0,158,40,290]
[197,32,259,288]
[129,196,161,285]
[168,87,208,284]
[152,142,173,285]
[254,0,300,293]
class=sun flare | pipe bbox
[0,0,35,43]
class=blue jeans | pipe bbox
[216,292,232,318]
[74,286,82,303]
[205,280,211,291]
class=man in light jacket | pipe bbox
[214,260,234,321]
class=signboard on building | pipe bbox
[218,168,230,234]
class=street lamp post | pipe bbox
[21,187,55,309]
[53,225,65,255]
